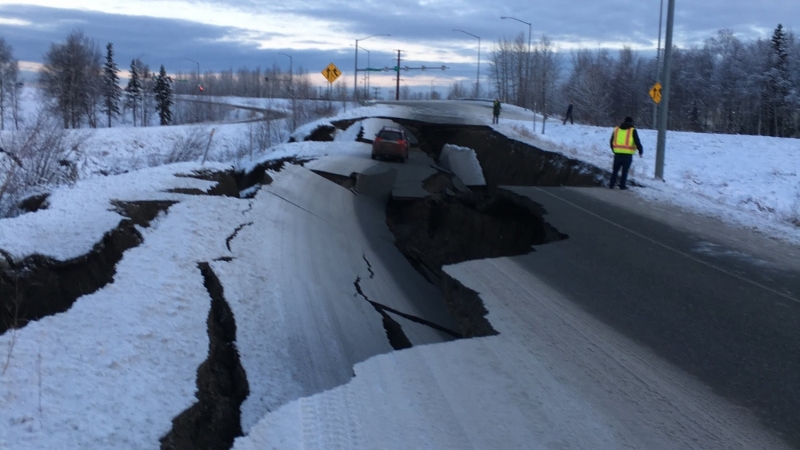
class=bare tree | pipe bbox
[562,49,614,125]
[9,64,22,130]
[0,37,20,131]
[447,81,469,99]
[0,110,82,217]
[40,30,102,129]
[137,61,152,127]
[534,35,559,133]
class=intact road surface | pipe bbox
[506,185,800,447]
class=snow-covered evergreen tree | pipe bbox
[102,43,121,128]
[153,65,173,125]
[767,24,792,136]
[125,59,142,127]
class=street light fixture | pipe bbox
[183,58,201,92]
[360,47,371,99]
[278,52,293,91]
[279,52,295,131]
[501,16,531,109]
[354,34,390,103]
[453,29,481,98]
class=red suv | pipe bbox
[371,126,410,162]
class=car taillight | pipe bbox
[374,137,382,143]
[397,140,406,146]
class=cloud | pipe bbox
[1,1,798,91]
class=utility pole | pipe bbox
[395,50,402,100]
[541,66,547,134]
[655,0,675,180]
[361,47,370,99]
[279,52,294,131]
[652,0,664,129]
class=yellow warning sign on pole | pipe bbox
[321,63,341,84]
[649,82,662,104]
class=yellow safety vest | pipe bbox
[612,127,637,154]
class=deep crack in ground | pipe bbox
[226,222,254,252]
[0,200,174,334]
[161,262,249,450]
[385,187,568,338]
[354,276,413,351]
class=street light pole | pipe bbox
[361,47,371,99]
[501,16,531,109]
[354,34,390,104]
[652,0,665,128]
[278,52,292,90]
[183,58,200,93]
[655,0,675,180]
[279,52,295,131]
[453,29,481,98]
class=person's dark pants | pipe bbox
[563,111,573,125]
[493,114,499,124]
[609,153,633,188]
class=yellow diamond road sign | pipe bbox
[322,63,341,83]
[649,82,662,104]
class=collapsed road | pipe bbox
[2,103,800,449]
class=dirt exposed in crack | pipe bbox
[161,262,249,450]
[391,120,608,188]
[422,172,456,194]
[290,124,337,142]
[226,222,254,252]
[18,193,50,213]
[234,156,312,196]
[175,169,240,197]
[386,190,567,338]
[354,276,413,351]
[0,201,174,335]
[112,200,177,227]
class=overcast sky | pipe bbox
[1,0,798,92]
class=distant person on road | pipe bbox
[563,101,574,125]
[492,98,501,124]
[609,116,643,190]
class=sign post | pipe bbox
[655,0,675,180]
[321,63,342,108]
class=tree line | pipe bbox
[4,25,800,137]
[488,24,800,137]
[0,38,22,130]
[0,30,174,130]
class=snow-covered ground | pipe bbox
[0,97,799,449]
[494,106,800,245]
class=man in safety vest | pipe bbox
[609,116,643,190]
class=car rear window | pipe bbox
[378,130,403,141]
